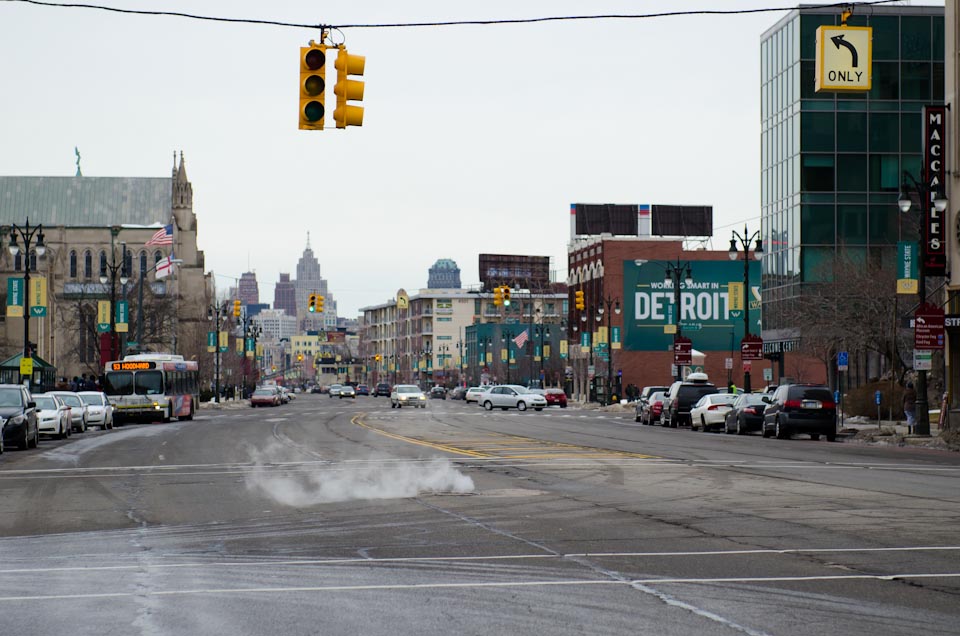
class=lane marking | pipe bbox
[1,572,959,602]
[2,545,958,575]
[351,415,491,458]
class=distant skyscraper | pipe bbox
[428,258,461,289]
[294,234,337,330]
[238,271,259,305]
[273,273,297,316]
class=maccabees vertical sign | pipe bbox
[924,105,946,275]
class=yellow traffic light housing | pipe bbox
[334,47,365,128]
[297,353,304,362]
[503,286,512,307]
[493,286,503,306]
[317,295,325,312]
[299,42,327,130]
[575,290,585,311]
[233,299,242,317]
[308,293,317,313]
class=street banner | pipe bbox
[598,326,608,344]
[6,277,24,317]
[115,300,128,333]
[612,326,621,350]
[727,281,744,311]
[897,241,919,294]
[97,301,111,333]
[29,276,47,317]
[207,331,216,353]
[624,259,760,351]
[236,337,243,353]
[924,105,947,275]
[581,332,589,348]
[500,348,507,362]
[219,331,228,353]
[544,344,551,359]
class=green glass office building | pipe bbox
[760,5,944,352]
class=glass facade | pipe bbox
[760,7,943,336]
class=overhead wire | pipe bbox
[3,0,904,31]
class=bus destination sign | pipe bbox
[110,361,156,371]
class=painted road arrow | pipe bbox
[831,34,858,67]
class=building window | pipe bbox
[901,61,931,100]
[801,112,834,151]
[869,113,899,152]
[837,155,867,191]
[99,250,107,277]
[801,155,834,191]
[870,62,899,100]
[869,154,900,191]
[84,250,92,278]
[154,250,162,266]
[69,250,78,278]
[29,251,36,272]
[14,252,21,272]
[139,251,147,275]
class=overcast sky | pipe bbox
[0,0,941,317]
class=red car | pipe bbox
[250,387,280,407]
[543,388,567,408]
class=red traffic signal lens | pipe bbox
[304,48,325,70]
[304,101,324,122]
[304,75,324,96]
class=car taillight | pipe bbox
[707,404,728,410]
[821,401,836,409]
[784,400,802,409]
[652,403,662,414]
[743,407,757,415]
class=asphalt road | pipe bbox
[0,394,958,635]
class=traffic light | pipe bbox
[375,354,381,362]
[575,290,585,311]
[493,286,503,306]
[308,293,317,313]
[317,295,325,312]
[233,299,241,317]
[297,353,304,362]
[503,286,512,307]
[299,42,327,130]
[333,47,365,128]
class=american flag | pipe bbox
[145,224,173,246]
[512,329,529,348]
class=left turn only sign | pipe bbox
[815,26,872,92]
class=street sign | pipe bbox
[914,303,945,350]
[724,357,733,370]
[673,336,692,366]
[742,361,752,373]
[914,349,933,371]
[763,367,773,382]
[19,357,33,376]
[815,26,872,92]
[740,334,764,361]
[837,350,849,371]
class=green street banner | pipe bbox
[207,331,216,353]
[6,277,24,318]
[115,300,128,333]
[623,259,761,351]
[897,241,918,294]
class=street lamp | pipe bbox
[7,219,45,385]
[207,300,230,403]
[728,225,764,392]
[99,235,129,364]
[898,173,948,436]
[599,295,621,404]
[664,259,693,381]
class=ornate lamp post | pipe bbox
[728,226,763,392]
[898,173,948,436]
[206,301,229,403]
[99,235,129,364]
[664,260,693,381]
[598,295,621,404]
[7,219,45,385]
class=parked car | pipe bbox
[449,386,468,400]
[250,387,281,407]
[429,387,447,400]
[762,384,838,441]
[479,385,547,412]
[661,373,718,428]
[690,393,738,432]
[356,384,370,396]
[375,383,391,397]
[465,386,489,404]
[310,385,323,394]
[49,391,88,433]
[78,391,114,430]
[724,393,768,435]
[35,393,72,439]
[635,391,666,425]
[391,384,426,408]
[339,385,357,398]
[639,385,670,404]
[0,384,39,450]
[542,388,567,408]
[328,384,343,398]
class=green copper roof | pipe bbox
[0,176,171,227]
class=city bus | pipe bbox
[103,353,199,424]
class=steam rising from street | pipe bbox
[244,445,475,506]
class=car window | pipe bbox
[649,392,665,401]
[58,394,82,407]
[80,394,104,406]
[713,394,738,404]
[789,386,833,401]
[35,396,57,410]
[0,388,23,407]
[398,386,418,393]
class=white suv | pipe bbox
[390,385,426,408]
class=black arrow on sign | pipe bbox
[831,34,858,67]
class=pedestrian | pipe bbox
[70,376,80,391]
[903,382,917,428]
[728,382,738,395]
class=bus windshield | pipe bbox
[135,371,164,395]
[104,372,134,395]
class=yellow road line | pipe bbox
[351,415,491,458]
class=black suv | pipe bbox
[761,384,837,441]
[374,383,391,397]
[0,384,39,451]
[661,374,717,428]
